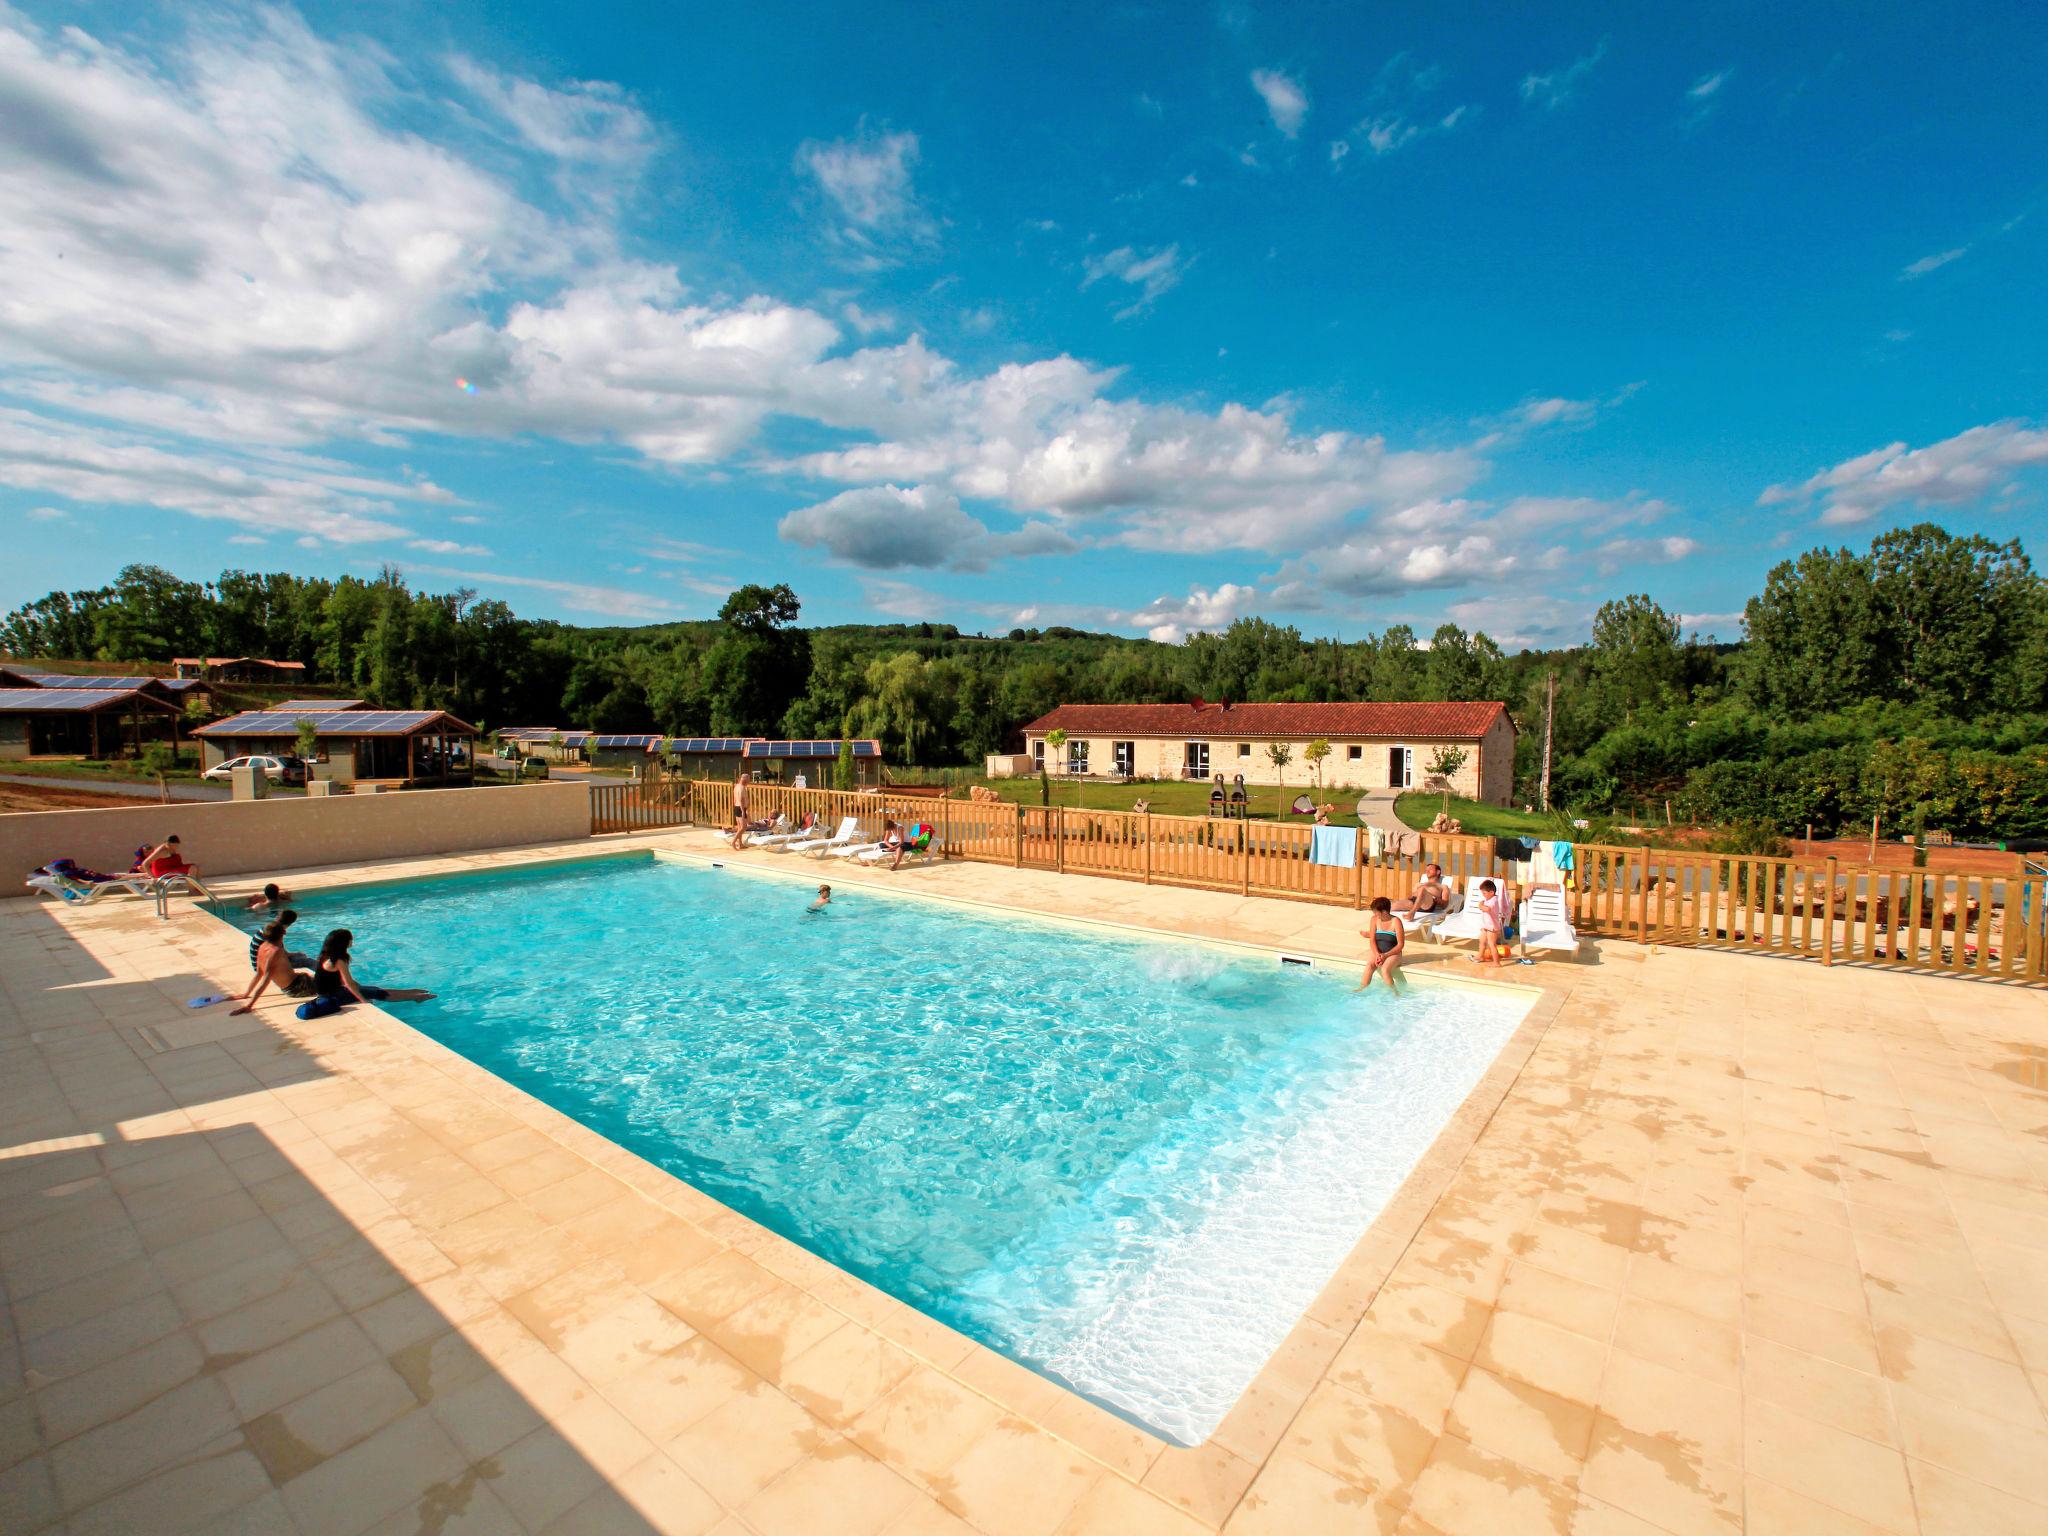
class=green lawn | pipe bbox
[1393,792,1560,839]
[963,775,1364,824]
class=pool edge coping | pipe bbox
[177,831,1575,1518]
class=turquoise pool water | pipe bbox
[240,854,1531,1442]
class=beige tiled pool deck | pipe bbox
[3,832,2046,1536]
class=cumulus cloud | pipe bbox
[0,7,1690,597]
[1128,583,1260,643]
[1081,244,1189,319]
[1520,39,1608,110]
[777,484,1076,572]
[796,127,934,263]
[1250,69,1309,136]
[1759,420,2048,524]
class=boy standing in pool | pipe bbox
[808,884,831,912]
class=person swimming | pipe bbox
[808,884,831,912]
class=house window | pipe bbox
[1113,741,1134,776]
[1238,742,1252,758]
[1184,740,1209,776]
[1068,740,1089,774]
[1347,744,1363,761]
[1032,739,1045,768]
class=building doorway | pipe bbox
[1387,745,1414,789]
[1184,740,1209,778]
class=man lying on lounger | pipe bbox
[1391,862,1449,915]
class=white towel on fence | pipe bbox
[1367,825,1387,862]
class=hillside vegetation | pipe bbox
[4,522,2044,838]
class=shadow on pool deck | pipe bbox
[0,907,693,1536]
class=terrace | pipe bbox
[1,787,2045,1536]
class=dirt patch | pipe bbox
[0,781,160,813]
[1790,838,2017,876]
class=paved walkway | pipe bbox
[2,833,2045,1535]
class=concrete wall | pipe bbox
[1022,729,1516,802]
[2,781,591,893]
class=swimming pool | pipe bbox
[242,854,1532,1443]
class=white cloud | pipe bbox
[399,563,677,620]
[1250,69,1309,137]
[1679,610,1745,638]
[1521,39,1608,110]
[0,9,1670,591]
[1128,583,1260,643]
[407,537,491,556]
[1682,68,1733,128]
[1080,245,1189,319]
[777,484,1075,572]
[1900,247,1968,279]
[446,54,653,203]
[1594,534,1699,573]
[0,408,432,544]
[1759,420,2048,524]
[796,127,934,264]
[27,505,67,520]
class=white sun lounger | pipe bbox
[786,816,861,855]
[26,871,159,903]
[1430,888,1504,949]
[1396,878,1461,934]
[1517,888,1581,958]
[746,817,816,847]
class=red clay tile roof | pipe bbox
[1023,700,1511,740]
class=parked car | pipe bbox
[202,754,308,786]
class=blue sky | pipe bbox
[1,2,2042,645]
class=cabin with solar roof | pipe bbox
[0,686,187,759]
[194,708,477,787]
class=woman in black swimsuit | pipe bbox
[296,929,435,1019]
[1357,896,1409,994]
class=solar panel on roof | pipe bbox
[0,688,153,711]
[25,673,164,689]
[589,733,658,748]
[195,708,469,737]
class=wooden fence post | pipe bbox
[1822,856,1837,965]
[1056,807,1066,874]
[1354,839,1365,910]
[1242,825,1252,896]
[942,796,952,862]
[1015,806,1023,868]
[1638,855,1652,943]
[1144,814,1153,884]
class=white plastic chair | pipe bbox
[1517,888,1581,958]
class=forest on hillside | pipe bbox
[4,523,2045,838]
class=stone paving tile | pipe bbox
[4,835,2047,1534]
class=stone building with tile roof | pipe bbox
[1019,700,1516,801]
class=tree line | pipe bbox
[3,522,2043,837]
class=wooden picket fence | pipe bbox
[588,779,2048,983]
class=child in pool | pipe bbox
[1358,895,1408,993]
[808,884,831,912]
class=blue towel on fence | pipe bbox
[1548,840,1575,871]
[1310,825,1358,868]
